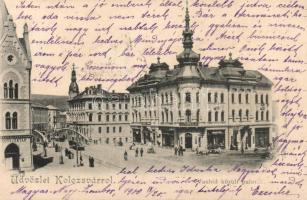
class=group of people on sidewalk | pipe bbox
[124,147,145,161]
[174,145,184,156]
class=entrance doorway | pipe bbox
[4,143,20,170]
[185,133,192,149]
[255,128,270,148]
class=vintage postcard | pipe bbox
[0,0,306,199]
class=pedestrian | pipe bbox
[80,155,83,166]
[174,146,178,156]
[140,148,143,157]
[124,151,128,161]
[135,148,139,157]
[89,156,92,167]
[179,145,183,156]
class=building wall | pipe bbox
[67,88,131,145]
[129,81,273,151]
[0,10,33,170]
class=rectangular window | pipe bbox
[98,127,102,133]
[125,115,128,121]
[113,127,116,133]
[221,93,224,103]
[208,93,211,103]
[119,104,122,109]
[119,127,122,133]
[98,114,101,122]
[112,104,116,109]
[113,115,116,121]
[98,103,101,110]
[88,103,92,110]
[106,103,109,110]
[125,103,128,109]
[119,115,122,121]
[196,92,199,103]
[106,127,109,133]
[106,115,109,122]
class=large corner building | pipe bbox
[66,67,131,145]
[127,6,274,152]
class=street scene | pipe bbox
[1,0,276,173]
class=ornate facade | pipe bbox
[0,0,33,170]
[67,68,131,145]
[127,7,274,152]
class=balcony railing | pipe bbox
[179,122,198,126]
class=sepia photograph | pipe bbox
[0,0,306,199]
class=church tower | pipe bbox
[0,0,33,170]
[68,64,79,99]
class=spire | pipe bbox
[176,0,200,66]
[0,0,10,37]
[71,63,77,82]
[182,0,193,50]
[69,63,79,98]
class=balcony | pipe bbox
[179,122,198,126]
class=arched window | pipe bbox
[255,94,258,104]
[196,109,200,122]
[266,111,269,121]
[5,112,11,129]
[186,109,191,122]
[238,94,242,103]
[221,111,225,121]
[14,83,18,99]
[161,94,164,104]
[214,92,218,103]
[132,113,135,122]
[261,94,264,104]
[165,110,169,122]
[239,109,242,121]
[4,83,8,98]
[89,113,93,122]
[232,110,235,121]
[245,94,249,103]
[215,111,218,122]
[220,93,224,103]
[266,94,269,105]
[12,112,18,129]
[170,111,173,122]
[139,112,141,121]
[256,111,259,121]
[185,92,191,103]
[208,111,212,122]
[246,110,249,121]
[9,80,14,99]
[261,111,264,120]
[165,93,168,104]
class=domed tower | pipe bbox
[69,64,79,99]
[175,1,201,79]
